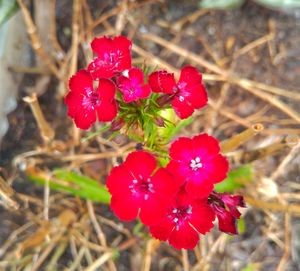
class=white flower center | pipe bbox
[190,156,202,171]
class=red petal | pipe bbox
[214,206,238,234]
[151,168,178,197]
[124,151,157,178]
[183,84,208,109]
[96,79,116,101]
[91,36,113,57]
[148,71,176,94]
[192,134,220,157]
[179,65,202,86]
[149,217,174,241]
[169,222,199,250]
[185,178,214,198]
[87,60,115,79]
[204,154,229,183]
[112,36,132,52]
[172,96,194,119]
[140,195,168,226]
[73,108,96,130]
[106,164,133,196]
[96,100,117,122]
[169,137,194,162]
[64,91,83,118]
[128,68,144,84]
[68,69,93,94]
[110,194,139,222]
[189,204,215,234]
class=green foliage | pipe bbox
[199,0,245,9]
[157,109,193,144]
[256,0,300,8]
[28,169,111,204]
[241,263,260,271]
[237,217,246,234]
[0,0,19,27]
[215,165,253,193]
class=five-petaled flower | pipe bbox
[167,134,229,198]
[65,70,117,129]
[149,66,207,119]
[209,192,246,234]
[117,68,151,103]
[149,187,215,250]
[88,36,132,79]
[106,151,177,225]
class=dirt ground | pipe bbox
[0,0,300,270]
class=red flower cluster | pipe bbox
[65,36,208,129]
[107,134,245,249]
[65,35,245,250]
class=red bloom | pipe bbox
[117,68,151,103]
[148,66,207,119]
[88,36,132,79]
[149,187,215,250]
[106,151,177,225]
[65,70,117,129]
[209,192,245,234]
[167,134,229,198]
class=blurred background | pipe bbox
[0,0,300,270]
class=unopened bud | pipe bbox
[110,118,125,131]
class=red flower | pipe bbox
[88,36,132,79]
[149,187,215,250]
[209,192,245,234]
[106,151,177,225]
[65,70,117,130]
[148,66,207,119]
[167,134,229,198]
[117,68,151,103]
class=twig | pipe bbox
[17,0,61,79]
[23,93,55,143]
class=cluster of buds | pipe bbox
[65,36,245,250]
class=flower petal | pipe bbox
[172,96,194,119]
[110,194,139,222]
[169,222,199,250]
[140,195,169,226]
[106,164,133,196]
[189,204,215,234]
[128,67,144,84]
[185,177,214,198]
[179,65,202,86]
[73,108,96,130]
[124,151,157,178]
[68,70,93,94]
[204,154,229,183]
[96,100,117,122]
[183,84,207,109]
[151,168,178,197]
[169,137,194,162]
[148,71,176,94]
[96,79,116,101]
[192,134,220,157]
[149,217,174,241]
[90,36,113,57]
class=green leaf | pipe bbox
[82,124,111,142]
[199,0,245,9]
[241,263,260,271]
[254,0,300,9]
[237,217,246,234]
[0,0,19,27]
[28,169,111,204]
[157,109,193,144]
[215,165,253,193]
